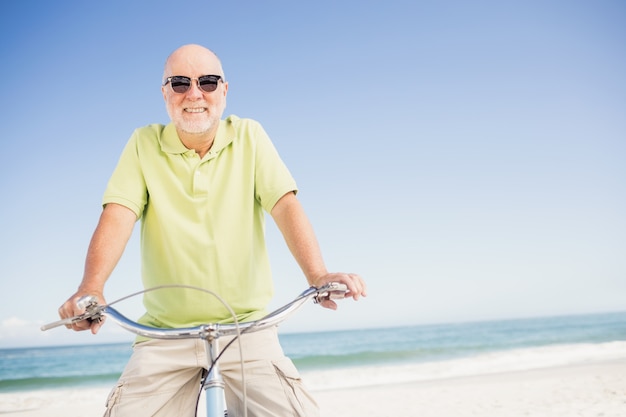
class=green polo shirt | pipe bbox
[103,115,297,329]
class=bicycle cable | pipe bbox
[194,290,313,417]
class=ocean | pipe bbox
[1,311,625,393]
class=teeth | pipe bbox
[185,108,206,113]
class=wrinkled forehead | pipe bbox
[164,48,225,78]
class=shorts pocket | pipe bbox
[103,381,125,417]
[272,358,319,417]
[272,357,302,385]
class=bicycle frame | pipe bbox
[42,283,347,417]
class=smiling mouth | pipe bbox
[184,107,207,113]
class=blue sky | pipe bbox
[0,0,624,348]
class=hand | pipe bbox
[311,272,367,310]
[58,291,107,334]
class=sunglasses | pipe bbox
[163,75,223,94]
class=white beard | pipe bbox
[169,108,220,135]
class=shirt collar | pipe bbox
[160,115,238,156]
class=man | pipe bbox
[58,44,367,416]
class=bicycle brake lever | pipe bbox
[313,283,349,304]
[40,296,105,331]
[76,295,97,310]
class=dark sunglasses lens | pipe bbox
[170,77,191,93]
[198,76,220,93]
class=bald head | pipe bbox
[163,44,225,81]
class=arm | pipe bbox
[270,192,367,309]
[58,203,137,333]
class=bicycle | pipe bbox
[41,282,348,417]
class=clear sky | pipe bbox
[0,0,624,348]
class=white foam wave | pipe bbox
[302,340,626,390]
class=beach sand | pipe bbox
[316,359,626,417]
[2,359,624,416]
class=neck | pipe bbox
[177,129,216,159]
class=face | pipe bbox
[161,45,228,137]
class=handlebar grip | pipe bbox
[40,318,75,331]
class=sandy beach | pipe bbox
[316,359,626,417]
[2,358,624,417]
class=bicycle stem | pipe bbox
[203,338,227,417]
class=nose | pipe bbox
[185,80,204,99]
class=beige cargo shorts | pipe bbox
[103,326,319,417]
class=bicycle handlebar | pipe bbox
[41,283,348,340]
